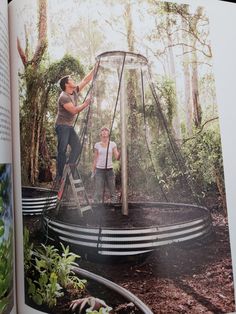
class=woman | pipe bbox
[92,126,120,203]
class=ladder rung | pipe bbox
[80,205,92,212]
[75,187,85,192]
[59,166,91,217]
[72,179,82,184]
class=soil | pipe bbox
[24,209,235,314]
[49,203,209,228]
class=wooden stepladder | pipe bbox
[57,163,92,217]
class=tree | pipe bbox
[17,0,86,185]
[17,0,48,185]
[164,2,181,140]
[172,4,212,129]
[180,4,193,135]
[190,7,204,128]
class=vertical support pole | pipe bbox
[120,70,129,215]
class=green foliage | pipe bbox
[0,198,3,215]
[24,239,86,309]
[27,273,63,308]
[47,54,85,84]
[148,136,184,198]
[124,112,224,204]
[57,243,87,290]
[0,220,4,238]
[0,231,14,312]
[0,164,13,312]
[159,77,177,125]
[182,126,224,197]
[0,298,7,313]
[19,53,87,184]
[23,227,34,272]
[0,166,10,207]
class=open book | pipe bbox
[1,0,236,313]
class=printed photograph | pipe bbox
[16,0,235,313]
[0,164,14,314]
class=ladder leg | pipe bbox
[57,163,93,217]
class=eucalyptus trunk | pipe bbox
[165,3,181,142]
[191,7,203,128]
[181,4,193,135]
[124,1,139,193]
[17,0,48,185]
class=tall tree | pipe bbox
[17,1,86,185]
[123,0,141,192]
[17,0,48,185]
[164,2,181,140]
[181,4,193,135]
[190,7,203,128]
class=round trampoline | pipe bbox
[43,201,212,256]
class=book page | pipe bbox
[9,0,236,313]
[0,0,16,313]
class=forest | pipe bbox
[16,0,226,212]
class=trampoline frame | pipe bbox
[43,201,212,256]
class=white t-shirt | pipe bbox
[94,141,117,169]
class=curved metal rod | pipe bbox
[73,267,153,314]
[96,50,148,65]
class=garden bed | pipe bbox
[49,203,210,228]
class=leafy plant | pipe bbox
[23,227,34,272]
[25,240,86,308]
[57,243,87,290]
[0,298,8,313]
[0,220,4,238]
[27,272,63,308]
[0,233,14,313]
[182,127,224,198]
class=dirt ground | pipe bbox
[24,210,235,314]
[77,212,235,314]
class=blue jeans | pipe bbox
[94,168,117,203]
[55,125,81,178]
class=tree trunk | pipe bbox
[17,0,48,185]
[165,3,181,141]
[124,1,138,193]
[181,4,193,135]
[191,7,203,128]
[192,50,202,127]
